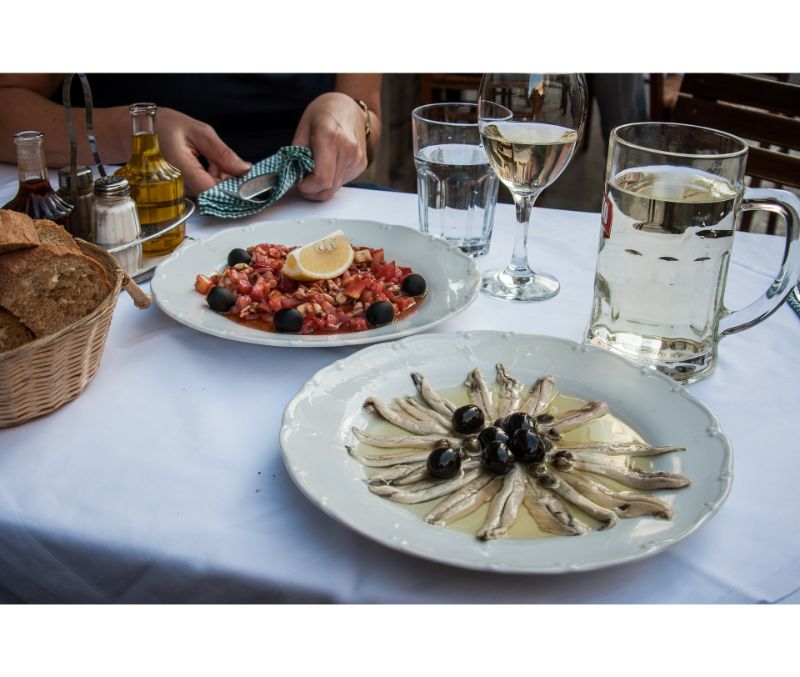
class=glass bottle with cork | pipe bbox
[115,103,185,256]
[3,131,73,224]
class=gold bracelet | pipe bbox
[353,98,372,138]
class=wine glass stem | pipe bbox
[506,192,539,279]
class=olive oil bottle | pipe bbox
[115,103,185,256]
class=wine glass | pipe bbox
[478,73,588,301]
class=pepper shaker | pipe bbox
[57,165,95,241]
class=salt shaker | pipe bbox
[93,175,143,276]
[57,165,95,242]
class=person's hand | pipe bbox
[155,108,251,196]
[291,93,369,202]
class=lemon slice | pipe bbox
[283,230,354,281]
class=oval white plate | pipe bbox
[280,332,733,574]
[150,218,480,347]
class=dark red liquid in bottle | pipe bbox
[3,179,73,224]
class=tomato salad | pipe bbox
[195,243,427,334]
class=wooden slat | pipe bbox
[745,146,800,188]
[673,95,800,149]
[418,74,482,104]
[680,73,800,117]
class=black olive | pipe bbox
[481,441,515,475]
[547,429,562,441]
[494,417,508,431]
[510,429,546,464]
[461,436,482,456]
[504,411,535,436]
[427,446,461,479]
[531,463,547,477]
[273,307,303,333]
[451,404,485,435]
[538,473,557,488]
[535,413,555,425]
[478,426,510,449]
[366,301,395,327]
[401,273,427,296]
[206,286,235,312]
[227,248,251,266]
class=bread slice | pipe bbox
[0,243,111,338]
[0,210,40,254]
[0,306,34,352]
[33,219,80,251]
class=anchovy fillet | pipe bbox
[523,474,587,536]
[397,396,453,430]
[369,467,483,504]
[411,372,456,417]
[555,440,686,457]
[465,368,495,421]
[495,363,524,418]
[558,470,673,519]
[347,445,434,468]
[572,457,691,490]
[521,375,557,418]
[364,396,449,435]
[366,462,428,486]
[547,471,619,529]
[550,401,609,433]
[477,464,527,540]
[425,473,503,526]
[351,427,461,450]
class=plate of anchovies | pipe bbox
[280,331,733,573]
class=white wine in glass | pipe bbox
[478,74,588,301]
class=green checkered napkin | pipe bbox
[789,283,800,319]
[197,146,314,219]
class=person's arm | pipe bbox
[291,74,382,202]
[0,74,250,196]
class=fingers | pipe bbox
[190,123,251,177]
[172,148,220,195]
[295,119,366,202]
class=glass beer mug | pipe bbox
[585,122,800,384]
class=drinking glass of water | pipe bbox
[412,103,500,257]
[478,73,588,301]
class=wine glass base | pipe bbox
[480,269,560,302]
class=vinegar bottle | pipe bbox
[3,131,73,224]
[115,103,185,256]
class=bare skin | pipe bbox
[0,73,381,198]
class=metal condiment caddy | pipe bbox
[62,74,194,282]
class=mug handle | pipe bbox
[719,188,800,337]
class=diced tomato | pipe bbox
[394,296,416,312]
[195,275,214,295]
[234,295,252,316]
[372,261,400,281]
[250,276,269,303]
[371,248,384,264]
[343,278,366,299]
[268,290,285,312]
[281,296,302,309]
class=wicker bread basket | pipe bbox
[0,240,148,428]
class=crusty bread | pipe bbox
[33,219,80,251]
[0,243,111,338]
[0,306,34,352]
[0,210,40,254]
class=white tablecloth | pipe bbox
[1,170,798,603]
